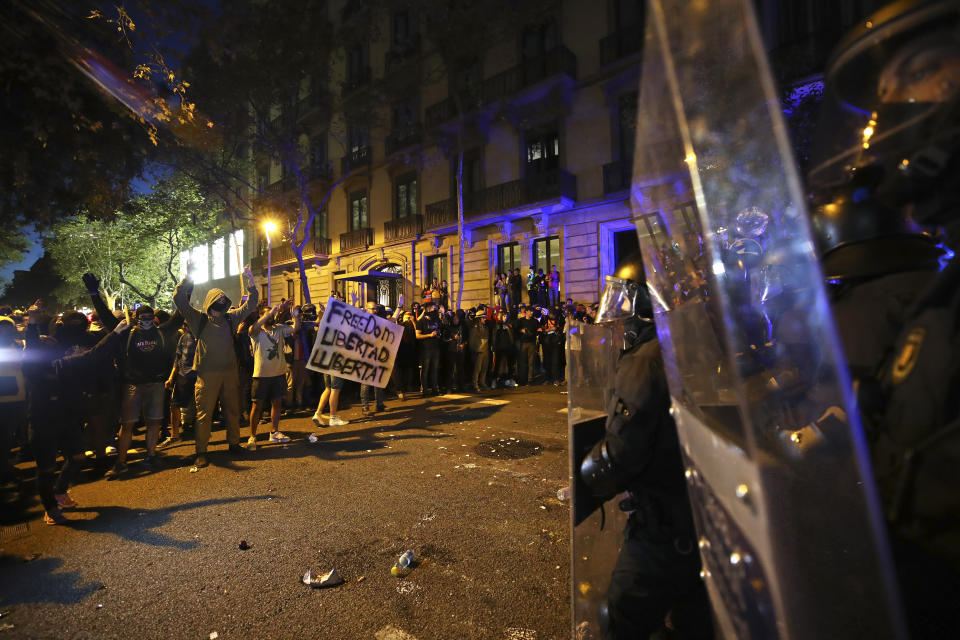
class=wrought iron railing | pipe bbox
[424,46,576,127]
[252,235,333,272]
[424,169,577,225]
[340,145,371,174]
[385,125,422,155]
[384,215,423,242]
[482,45,577,104]
[339,227,373,253]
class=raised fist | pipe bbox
[82,273,100,293]
[113,319,129,335]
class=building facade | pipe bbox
[246,0,650,310]
[241,0,887,311]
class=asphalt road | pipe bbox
[0,385,572,640]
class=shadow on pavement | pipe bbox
[0,553,103,605]
[67,495,274,548]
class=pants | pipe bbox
[519,342,537,384]
[195,368,242,454]
[549,288,560,306]
[472,350,489,388]
[360,383,385,409]
[606,531,714,640]
[286,360,308,408]
[446,349,465,390]
[31,399,83,512]
[543,342,561,382]
[420,346,439,393]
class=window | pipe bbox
[497,242,521,274]
[455,148,482,211]
[311,136,327,168]
[286,279,295,302]
[392,9,414,47]
[257,172,269,192]
[347,43,368,86]
[395,173,418,219]
[315,205,328,239]
[350,191,369,230]
[526,129,560,176]
[451,59,482,105]
[191,244,209,284]
[392,98,418,128]
[212,236,226,281]
[533,236,560,273]
[425,254,447,286]
[333,270,346,299]
[261,284,268,301]
[522,20,558,63]
[229,229,244,276]
[618,92,638,160]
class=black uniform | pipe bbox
[582,321,713,640]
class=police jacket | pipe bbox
[588,322,697,541]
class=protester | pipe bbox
[416,300,441,396]
[173,263,259,468]
[25,301,104,524]
[247,300,300,449]
[162,320,197,448]
[469,313,492,392]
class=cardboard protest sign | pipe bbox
[305,297,400,388]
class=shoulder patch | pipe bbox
[891,327,926,385]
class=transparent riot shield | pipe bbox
[567,319,628,639]
[627,1,906,638]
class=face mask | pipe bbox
[211,298,230,313]
[139,318,155,330]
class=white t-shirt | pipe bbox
[250,324,294,378]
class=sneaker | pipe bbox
[194,455,208,468]
[246,436,257,451]
[105,445,118,455]
[490,380,497,389]
[269,431,290,444]
[228,443,247,456]
[158,436,180,449]
[55,492,78,509]
[328,415,349,427]
[360,406,372,417]
[104,461,127,480]
[43,509,68,525]
[506,379,518,388]
[311,412,329,428]
[141,455,155,469]
[376,404,387,412]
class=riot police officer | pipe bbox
[579,253,714,640]
[807,1,960,635]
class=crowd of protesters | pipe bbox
[0,264,597,526]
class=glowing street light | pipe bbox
[263,220,278,304]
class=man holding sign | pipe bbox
[306,298,401,426]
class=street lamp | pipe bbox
[263,220,277,304]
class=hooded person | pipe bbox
[173,264,258,468]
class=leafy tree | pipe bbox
[46,175,219,309]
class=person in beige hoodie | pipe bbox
[173,264,258,468]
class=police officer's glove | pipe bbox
[580,440,620,501]
[82,272,100,295]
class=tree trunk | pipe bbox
[456,149,465,310]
